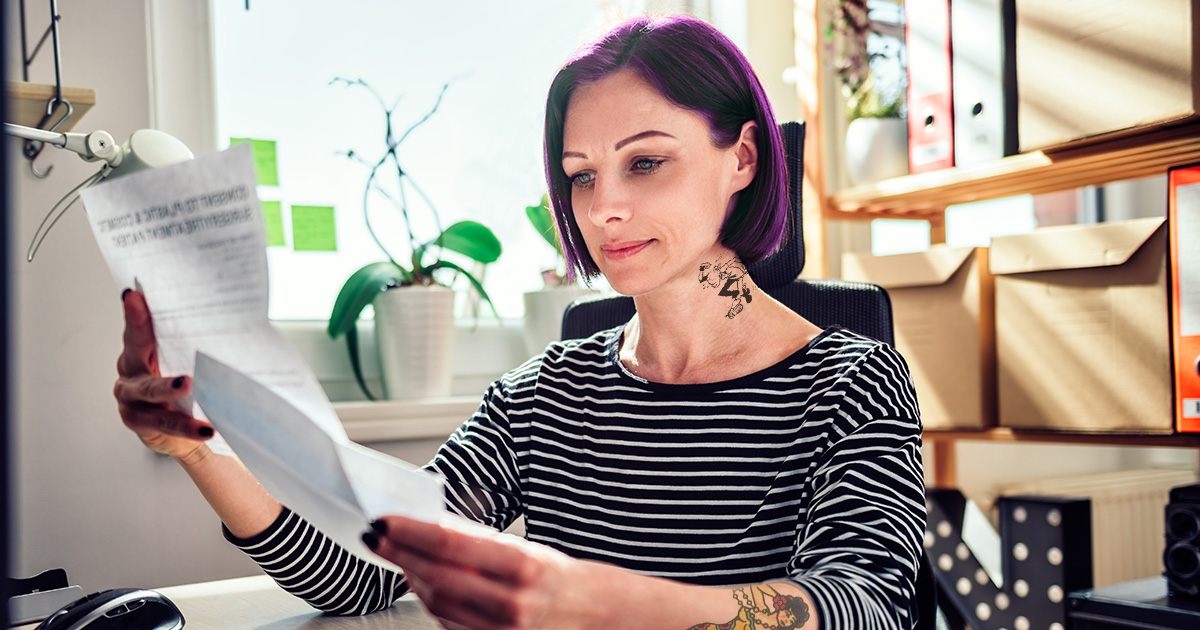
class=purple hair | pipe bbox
[543,15,788,282]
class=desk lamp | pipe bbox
[3,122,193,260]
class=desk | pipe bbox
[15,575,440,630]
[1069,577,1200,630]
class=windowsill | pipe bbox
[274,319,527,444]
[334,397,479,443]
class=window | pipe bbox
[209,2,722,320]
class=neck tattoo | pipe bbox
[698,256,753,319]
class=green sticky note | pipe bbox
[261,200,286,247]
[291,205,337,252]
[230,137,280,186]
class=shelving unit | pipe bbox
[793,4,1199,491]
[6,81,96,131]
[825,121,1200,220]
[923,430,1200,488]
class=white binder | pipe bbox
[950,0,1018,166]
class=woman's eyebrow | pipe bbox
[614,130,675,150]
[562,130,678,161]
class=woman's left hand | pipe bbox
[366,515,602,630]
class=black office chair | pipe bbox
[560,121,937,630]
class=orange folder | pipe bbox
[1169,163,1200,432]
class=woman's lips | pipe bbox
[601,240,653,260]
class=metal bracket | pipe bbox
[17,0,72,178]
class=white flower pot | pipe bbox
[844,117,909,185]
[373,285,456,400]
[522,286,597,356]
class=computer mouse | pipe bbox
[33,588,184,630]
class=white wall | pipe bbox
[5,0,254,590]
[1,3,497,591]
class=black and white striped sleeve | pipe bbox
[424,360,530,527]
[223,508,408,615]
[787,342,926,630]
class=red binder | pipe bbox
[1169,163,1200,432]
[905,0,955,173]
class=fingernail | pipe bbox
[370,519,388,535]
[198,426,214,438]
[121,288,132,302]
[172,376,185,389]
[361,531,379,550]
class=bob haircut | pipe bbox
[544,15,788,282]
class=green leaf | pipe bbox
[425,259,501,318]
[327,261,410,338]
[429,220,502,264]
[525,193,561,256]
[344,326,377,401]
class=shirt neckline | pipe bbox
[605,325,839,393]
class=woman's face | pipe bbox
[561,69,756,298]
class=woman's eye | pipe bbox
[632,158,663,173]
[570,172,595,188]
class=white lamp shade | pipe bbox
[107,129,194,179]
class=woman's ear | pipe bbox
[731,120,759,192]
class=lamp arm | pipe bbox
[4,122,121,166]
[4,122,66,146]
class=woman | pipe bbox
[114,15,924,630]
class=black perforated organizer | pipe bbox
[926,489,1093,630]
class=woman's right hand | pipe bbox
[114,289,214,460]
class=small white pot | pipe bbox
[373,285,456,400]
[522,286,597,356]
[844,117,909,185]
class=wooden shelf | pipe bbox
[924,428,1200,449]
[827,121,1200,220]
[6,80,96,132]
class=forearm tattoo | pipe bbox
[698,256,752,319]
[687,585,809,630]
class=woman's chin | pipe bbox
[604,279,651,298]
[600,271,660,298]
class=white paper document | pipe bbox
[81,144,341,445]
[80,145,446,569]
[194,352,444,570]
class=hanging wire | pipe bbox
[26,167,107,262]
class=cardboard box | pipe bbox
[991,218,1173,433]
[842,247,996,429]
[1016,0,1200,151]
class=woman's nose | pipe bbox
[586,176,632,226]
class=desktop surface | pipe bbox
[15,575,439,630]
[1069,576,1200,630]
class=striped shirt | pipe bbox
[226,326,926,628]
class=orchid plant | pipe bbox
[326,77,502,399]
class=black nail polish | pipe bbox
[370,519,388,535]
[198,426,214,438]
[362,531,379,550]
[172,376,185,389]
[121,288,132,302]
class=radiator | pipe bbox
[997,468,1198,588]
